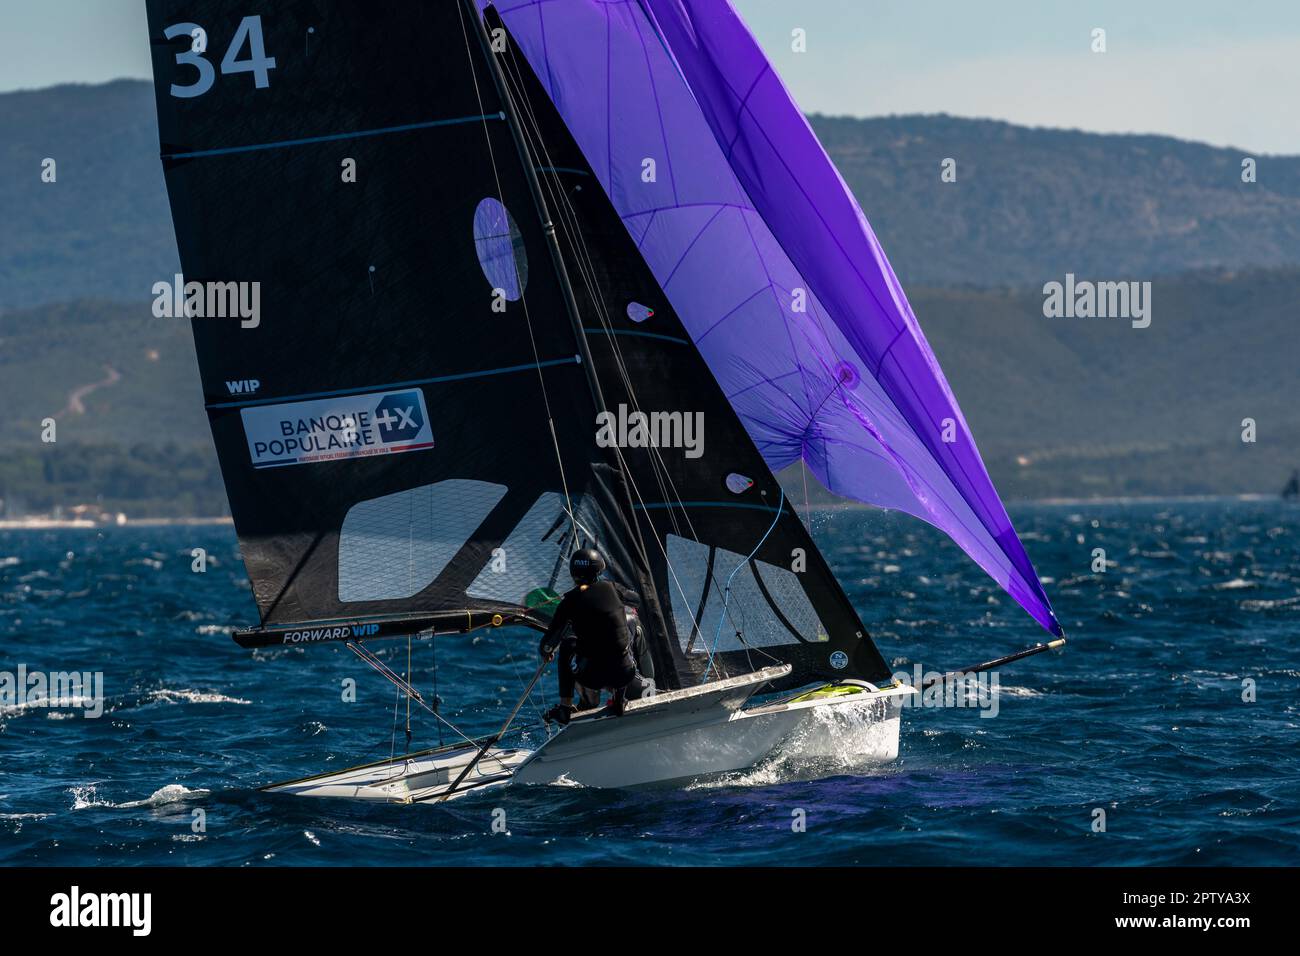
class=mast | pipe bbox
[470,8,894,688]
[459,0,603,409]
[460,0,674,645]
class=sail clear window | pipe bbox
[338,480,507,602]
[472,197,528,301]
[466,492,602,613]
[666,534,828,656]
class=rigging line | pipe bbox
[501,630,549,727]
[561,219,688,537]
[501,44,691,620]
[471,9,675,659]
[553,213,687,541]
[493,58,730,664]
[543,235,714,646]
[495,50,707,568]
[346,641,513,775]
[800,458,812,519]
[493,23,789,671]
[389,677,400,770]
[685,544,778,674]
[453,0,578,543]
[439,653,549,803]
[492,50,680,505]
[726,614,784,675]
[405,634,412,754]
[498,60,734,595]
[495,52,762,657]
[432,631,444,749]
[702,488,786,681]
[555,265,710,647]
[727,569,786,670]
[496,49,693,540]
[555,204,791,658]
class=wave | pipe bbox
[996,685,1046,699]
[1241,596,1300,611]
[70,783,210,810]
[688,703,899,791]
[0,694,98,717]
[145,689,250,706]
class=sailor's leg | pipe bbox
[624,673,655,700]
[575,683,601,710]
[608,686,627,716]
[557,638,578,701]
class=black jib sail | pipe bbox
[145,0,891,691]
[483,8,892,689]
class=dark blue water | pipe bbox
[2,500,1297,865]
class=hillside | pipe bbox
[813,113,1300,286]
[0,81,179,313]
[5,82,1300,310]
[1,266,1295,515]
[0,81,1294,514]
[912,270,1300,499]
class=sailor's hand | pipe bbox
[538,637,558,662]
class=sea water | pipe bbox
[1,499,1296,865]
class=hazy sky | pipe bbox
[2,0,1298,154]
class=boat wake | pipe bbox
[143,688,251,706]
[0,694,99,718]
[689,702,898,791]
[2,688,251,725]
[70,783,210,811]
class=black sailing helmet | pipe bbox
[569,547,606,584]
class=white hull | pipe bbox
[263,743,532,803]
[263,666,912,803]
[513,667,909,788]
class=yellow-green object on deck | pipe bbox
[788,683,867,703]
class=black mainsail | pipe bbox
[146,0,891,692]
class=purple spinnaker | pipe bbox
[483,0,1061,636]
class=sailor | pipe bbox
[539,547,655,725]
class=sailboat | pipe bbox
[145,0,1063,803]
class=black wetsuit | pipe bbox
[541,581,652,699]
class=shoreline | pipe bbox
[0,516,234,530]
[794,492,1281,512]
[0,494,1287,530]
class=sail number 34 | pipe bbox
[165,15,276,98]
